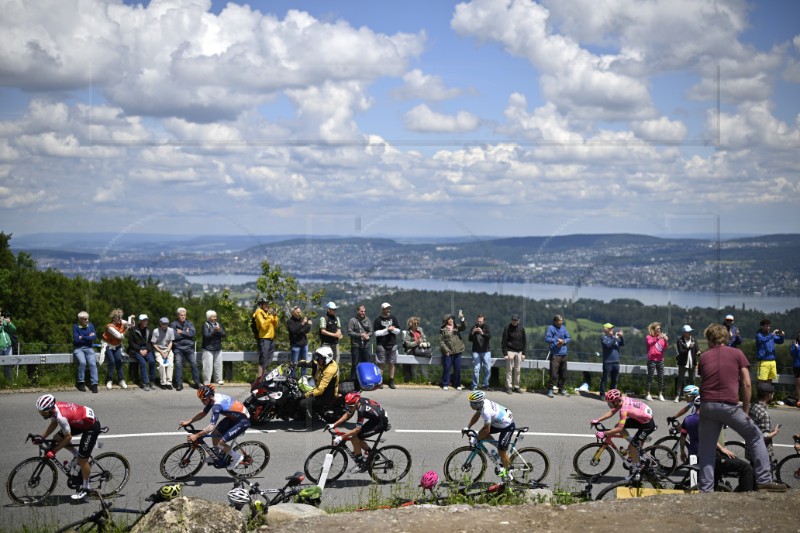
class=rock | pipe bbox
[525,488,553,501]
[263,502,327,526]
[130,496,246,533]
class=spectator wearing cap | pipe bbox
[254,298,279,377]
[319,301,343,364]
[749,382,782,469]
[545,314,572,398]
[724,314,742,347]
[675,325,701,402]
[439,311,466,391]
[755,318,784,387]
[501,314,526,394]
[151,317,175,389]
[128,314,157,391]
[201,310,226,385]
[72,311,98,393]
[600,323,624,397]
[374,303,401,389]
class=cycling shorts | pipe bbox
[359,416,388,439]
[623,418,656,448]
[489,421,516,451]
[59,419,101,459]
[215,417,250,443]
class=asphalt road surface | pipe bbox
[2,384,797,531]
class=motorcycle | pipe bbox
[243,362,348,425]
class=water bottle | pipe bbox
[619,446,628,458]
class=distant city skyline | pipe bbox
[1,0,799,239]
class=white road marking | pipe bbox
[395,429,595,438]
[98,429,276,438]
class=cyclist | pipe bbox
[667,385,700,426]
[179,384,249,468]
[463,390,516,480]
[298,345,339,417]
[327,391,388,472]
[33,394,102,500]
[591,389,655,466]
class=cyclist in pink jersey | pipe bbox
[34,394,102,500]
[590,389,655,464]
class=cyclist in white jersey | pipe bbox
[463,390,516,479]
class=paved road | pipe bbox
[2,385,798,531]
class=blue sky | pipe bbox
[0,0,798,243]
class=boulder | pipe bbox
[261,502,327,526]
[130,496,246,533]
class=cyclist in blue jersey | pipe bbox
[463,390,516,479]
[180,385,250,467]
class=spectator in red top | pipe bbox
[103,309,132,390]
[645,322,668,402]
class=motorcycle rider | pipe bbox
[298,346,340,419]
[327,391,389,472]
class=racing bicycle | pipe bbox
[7,432,129,505]
[775,435,800,489]
[573,422,677,478]
[159,424,270,481]
[303,425,411,484]
[54,486,177,533]
[228,472,322,525]
[442,427,550,485]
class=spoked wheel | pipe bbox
[723,440,747,461]
[304,446,348,484]
[443,446,487,484]
[160,443,205,481]
[509,447,550,484]
[369,445,412,484]
[595,478,667,501]
[776,454,800,489]
[90,452,130,497]
[573,443,615,477]
[6,457,58,504]
[652,435,679,455]
[641,445,677,475]
[228,441,270,479]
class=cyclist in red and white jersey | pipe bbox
[591,389,655,464]
[180,384,249,468]
[34,394,102,500]
[464,390,516,479]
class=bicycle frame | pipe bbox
[26,434,106,489]
[591,422,640,462]
[180,424,241,464]
[327,426,386,464]
[462,427,525,466]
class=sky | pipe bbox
[1,0,799,244]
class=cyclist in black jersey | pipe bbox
[326,392,388,472]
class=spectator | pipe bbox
[373,303,401,389]
[72,311,98,393]
[600,323,624,397]
[755,318,784,387]
[749,382,782,469]
[645,322,668,402]
[102,309,131,390]
[347,305,372,382]
[201,310,226,386]
[402,316,430,381]
[697,322,785,492]
[675,325,701,402]
[792,332,800,405]
[128,314,156,391]
[545,314,571,398]
[151,317,175,389]
[287,306,312,377]
[253,297,279,377]
[724,314,742,347]
[439,312,466,391]
[501,314,526,394]
[0,309,16,382]
[468,314,492,392]
[319,301,342,365]
[171,308,198,391]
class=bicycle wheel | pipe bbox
[55,516,107,533]
[724,440,747,460]
[776,454,800,489]
[652,435,679,454]
[369,445,412,484]
[443,446,487,484]
[509,447,550,484]
[595,478,666,501]
[304,446,348,484]
[6,457,58,505]
[228,441,270,479]
[160,443,205,481]
[573,443,615,477]
[91,452,130,497]
[642,445,677,475]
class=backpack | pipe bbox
[250,313,259,341]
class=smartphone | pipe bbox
[776,423,782,430]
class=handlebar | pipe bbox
[589,422,611,432]
[178,423,201,435]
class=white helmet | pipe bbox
[36,394,56,412]
[227,487,251,506]
[314,346,334,365]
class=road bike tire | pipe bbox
[369,445,412,484]
[228,441,270,479]
[55,516,106,533]
[642,445,677,475]
[595,477,667,501]
[509,447,550,484]
[776,454,800,489]
[443,446,487,484]
[652,435,679,454]
[55,508,144,533]
[91,452,130,497]
[160,443,205,481]
[304,446,348,484]
[723,440,747,460]
[573,443,615,477]
[6,457,58,505]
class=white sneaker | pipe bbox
[645,394,653,401]
[658,394,666,402]
[120,380,128,389]
[673,396,680,403]
[456,386,463,391]
[106,381,113,390]
[71,488,88,500]
[442,386,449,391]
[217,381,224,385]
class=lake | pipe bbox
[184,274,798,313]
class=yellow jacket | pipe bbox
[303,360,339,401]
[253,308,278,339]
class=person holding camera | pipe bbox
[791,332,800,405]
[288,305,312,377]
[1,309,17,382]
[468,314,492,392]
[600,322,624,397]
[755,318,784,387]
[347,305,372,382]
[253,297,279,378]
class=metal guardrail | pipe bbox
[0,350,795,386]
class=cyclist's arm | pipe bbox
[593,409,615,423]
[464,411,481,430]
[476,423,492,441]
[674,405,689,418]
[180,411,210,440]
[330,409,354,428]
